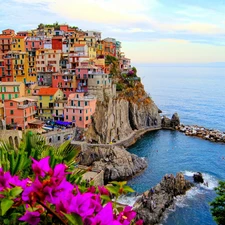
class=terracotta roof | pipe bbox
[13,36,26,39]
[0,35,12,39]
[38,88,59,96]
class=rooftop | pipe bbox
[11,97,37,102]
[38,88,59,96]
[0,82,23,86]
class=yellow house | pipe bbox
[88,46,96,60]
[37,88,64,120]
[0,82,25,102]
[11,36,26,52]
[0,102,4,120]
[12,52,29,83]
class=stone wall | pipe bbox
[0,130,23,148]
[43,128,75,145]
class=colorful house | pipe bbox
[0,102,4,120]
[3,52,14,82]
[75,63,101,93]
[52,70,76,98]
[0,82,25,102]
[0,35,12,60]
[2,29,15,35]
[52,36,63,50]
[12,52,29,83]
[37,88,64,120]
[64,92,96,129]
[36,49,61,73]
[52,99,67,122]
[4,97,38,130]
[11,36,26,52]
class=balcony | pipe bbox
[25,110,37,117]
[18,103,35,109]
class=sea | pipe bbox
[126,64,225,225]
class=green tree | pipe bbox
[210,181,225,225]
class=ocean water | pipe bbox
[127,65,225,225]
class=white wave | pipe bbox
[116,195,141,207]
[200,173,218,190]
[182,170,219,190]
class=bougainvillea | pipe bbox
[0,156,143,225]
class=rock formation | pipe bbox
[177,124,225,143]
[134,173,193,225]
[193,172,204,183]
[161,113,180,129]
[78,145,147,182]
[85,86,161,144]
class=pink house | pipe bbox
[52,70,76,98]
[64,93,96,129]
[75,62,102,93]
[25,37,43,51]
[4,97,38,130]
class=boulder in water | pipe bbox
[170,112,180,128]
[193,172,204,183]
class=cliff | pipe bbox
[79,145,147,182]
[134,173,193,225]
[86,82,161,144]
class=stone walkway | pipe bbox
[71,126,161,149]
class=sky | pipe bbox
[1,0,225,63]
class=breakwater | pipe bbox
[176,124,225,143]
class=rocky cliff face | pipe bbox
[79,145,147,182]
[86,89,161,144]
[134,173,193,225]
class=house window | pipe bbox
[85,101,88,106]
[39,96,42,100]
[86,116,88,121]
[86,109,88,113]
[58,136,60,141]
[80,110,82,114]
[73,109,75,113]
[66,115,68,119]
[10,102,13,106]
[72,116,75,121]
[79,117,82,121]
[50,96,53,101]
[11,119,14,124]
[10,110,13,115]
[97,80,100,84]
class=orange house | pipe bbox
[4,97,38,130]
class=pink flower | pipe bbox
[43,178,74,204]
[19,211,40,225]
[98,186,110,196]
[117,206,136,225]
[87,186,96,193]
[69,192,98,218]
[89,202,122,225]
[22,177,43,202]
[135,220,144,225]
[32,156,51,177]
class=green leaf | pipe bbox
[123,186,135,193]
[63,213,83,225]
[1,199,14,216]
[106,185,119,195]
[9,187,23,198]
[100,195,111,202]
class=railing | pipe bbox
[18,103,36,109]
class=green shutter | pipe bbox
[78,101,80,107]
[9,94,11,100]
[0,86,1,92]
[13,86,16,92]
[2,94,4,100]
